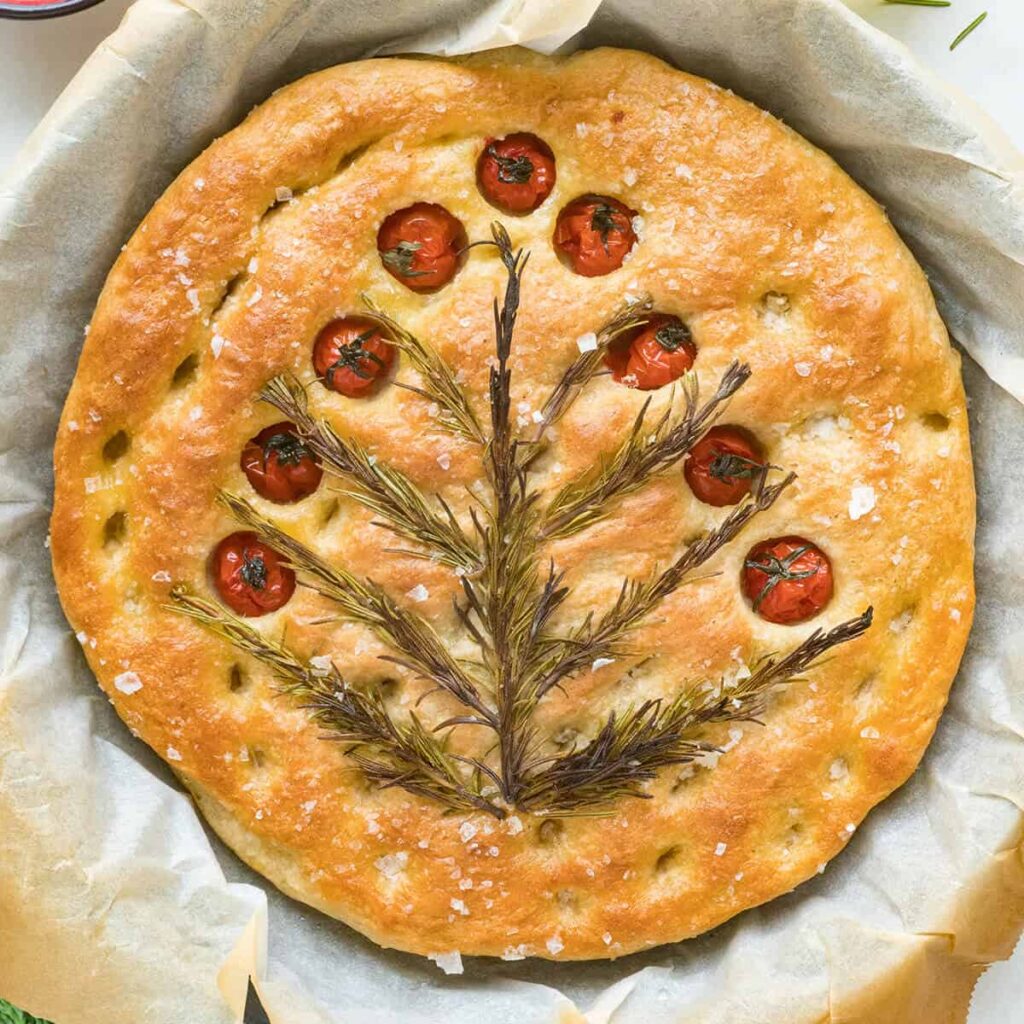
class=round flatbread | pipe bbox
[50,47,974,961]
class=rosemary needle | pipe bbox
[950,11,988,49]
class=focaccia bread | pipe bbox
[50,47,974,963]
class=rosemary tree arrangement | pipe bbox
[174,224,872,820]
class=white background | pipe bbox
[0,1,1020,1020]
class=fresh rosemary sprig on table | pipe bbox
[177,222,873,818]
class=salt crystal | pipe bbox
[794,361,813,378]
[950,608,961,622]
[189,406,203,421]
[674,163,693,180]
[576,332,598,353]
[194,178,205,191]
[848,484,876,521]
[502,947,527,961]
[829,758,847,781]
[186,288,200,312]
[458,821,478,843]
[592,657,615,671]
[505,815,523,836]
[375,851,408,878]
[860,727,880,739]
[433,102,447,113]
[275,186,293,203]
[429,951,463,975]
[246,286,262,308]
[210,334,226,358]
[166,746,183,762]
[301,800,317,814]
[450,898,469,916]
[309,655,332,677]
[406,584,429,603]
[546,936,564,955]
[623,167,638,186]
[114,671,143,695]
[436,453,451,471]
[602,932,613,945]
[714,842,727,857]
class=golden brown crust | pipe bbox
[50,46,974,961]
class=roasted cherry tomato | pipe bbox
[377,202,467,292]
[553,194,637,277]
[684,426,765,507]
[604,313,696,390]
[476,132,556,214]
[741,536,833,625]
[212,531,296,617]
[240,421,323,504]
[313,317,396,398]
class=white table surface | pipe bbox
[0,1,1020,1021]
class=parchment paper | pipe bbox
[1,1,1022,1022]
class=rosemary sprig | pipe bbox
[170,589,503,817]
[950,11,987,49]
[541,362,752,539]
[530,296,654,442]
[518,608,874,814]
[474,223,542,804]
[359,295,486,443]
[171,213,876,817]
[218,492,496,728]
[533,473,795,699]
[260,374,479,571]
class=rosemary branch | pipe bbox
[541,362,752,539]
[170,589,504,817]
[359,295,486,443]
[533,472,795,699]
[531,296,654,442]
[518,607,874,814]
[218,492,496,728]
[260,374,479,571]
[474,223,541,804]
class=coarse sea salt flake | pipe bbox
[450,898,468,915]
[114,671,143,695]
[275,186,293,203]
[592,657,615,671]
[848,484,876,521]
[375,851,408,878]
[714,842,727,857]
[794,361,813,378]
[406,584,429,603]
[506,815,523,835]
[210,334,226,358]
[436,453,452,471]
[459,821,478,843]
[546,936,564,955]
[430,951,463,975]
[309,655,332,677]
[576,332,598,353]
[166,746,183,762]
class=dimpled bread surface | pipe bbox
[50,47,974,960]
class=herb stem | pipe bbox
[950,11,987,49]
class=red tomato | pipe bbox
[604,313,696,390]
[476,133,556,214]
[684,426,765,507]
[377,202,467,291]
[313,318,396,398]
[741,537,833,625]
[240,421,323,504]
[553,195,637,277]
[212,532,296,617]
